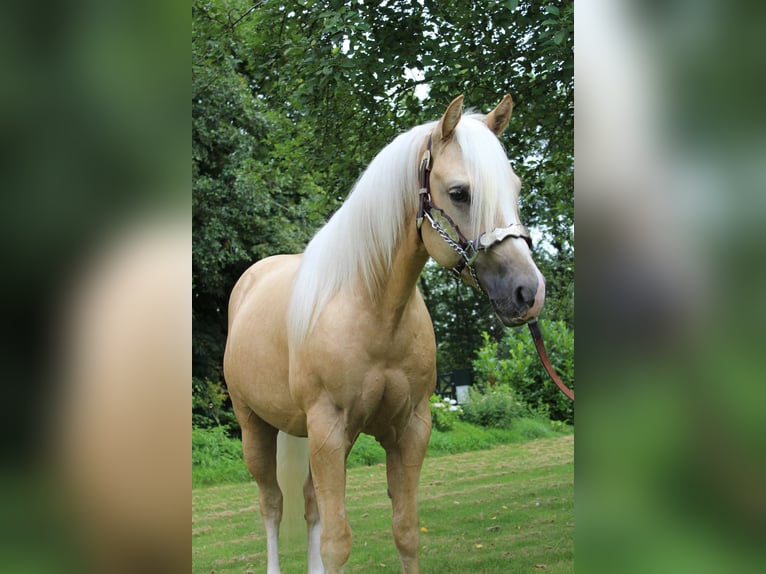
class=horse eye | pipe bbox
[448,186,470,204]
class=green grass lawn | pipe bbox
[192,435,573,573]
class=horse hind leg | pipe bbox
[235,404,282,574]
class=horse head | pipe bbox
[419,95,546,326]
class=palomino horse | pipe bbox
[223,95,545,574]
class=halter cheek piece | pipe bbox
[416,135,533,286]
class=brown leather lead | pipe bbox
[528,320,575,401]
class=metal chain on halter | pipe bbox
[422,210,482,288]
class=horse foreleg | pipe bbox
[304,469,324,574]
[307,406,352,574]
[236,406,282,574]
[384,401,432,574]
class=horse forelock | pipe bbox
[454,115,520,238]
[288,122,433,344]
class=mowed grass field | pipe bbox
[192,435,573,573]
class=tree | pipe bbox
[193,2,329,426]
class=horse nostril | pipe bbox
[515,284,535,309]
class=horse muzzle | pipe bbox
[482,263,546,326]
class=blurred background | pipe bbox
[576,0,766,572]
[0,0,189,572]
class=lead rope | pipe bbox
[528,319,574,401]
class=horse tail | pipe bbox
[276,431,310,549]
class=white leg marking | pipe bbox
[265,517,281,574]
[307,520,324,574]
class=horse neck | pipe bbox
[373,217,430,323]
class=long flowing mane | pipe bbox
[288,114,520,343]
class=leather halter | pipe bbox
[417,134,574,402]
[416,135,532,285]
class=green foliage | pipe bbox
[472,322,574,423]
[429,394,463,432]
[428,421,508,454]
[192,426,250,487]
[429,418,558,453]
[192,0,333,387]
[512,417,557,440]
[460,384,529,429]
[420,264,506,372]
[193,420,572,486]
[192,377,237,431]
[471,331,533,393]
[192,417,560,484]
[346,433,386,467]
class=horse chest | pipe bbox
[359,364,427,436]
[294,322,433,424]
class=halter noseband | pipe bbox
[416,135,533,286]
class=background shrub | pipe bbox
[472,322,574,423]
[347,433,386,467]
[429,395,462,432]
[192,426,250,486]
[460,384,528,429]
[192,378,237,431]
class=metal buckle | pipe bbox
[420,148,431,172]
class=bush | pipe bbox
[192,378,237,431]
[347,433,386,467]
[429,395,463,432]
[472,322,574,423]
[460,384,528,429]
[192,426,250,486]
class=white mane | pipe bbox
[288,114,520,343]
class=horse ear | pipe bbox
[438,95,464,141]
[485,94,514,136]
